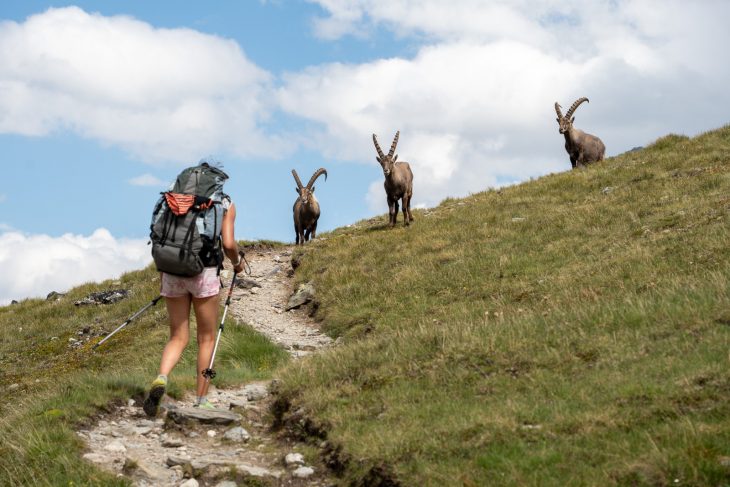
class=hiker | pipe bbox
[144,162,245,416]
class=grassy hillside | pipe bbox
[279,127,730,486]
[0,264,288,485]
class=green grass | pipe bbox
[0,260,288,485]
[278,127,730,485]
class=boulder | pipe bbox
[285,282,315,311]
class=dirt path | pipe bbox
[79,246,335,486]
[226,246,332,357]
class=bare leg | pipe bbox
[159,295,191,376]
[193,294,220,398]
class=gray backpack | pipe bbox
[150,163,229,276]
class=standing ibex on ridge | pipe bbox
[555,97,605,168]
[292,168,327,245]
[373,131,414,227]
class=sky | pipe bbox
[1,0,729,304]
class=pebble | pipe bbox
[207,430,217,438]
[214,481,238,487]
[292,466,315,479]
[179,479,199,487]
[8,383,20,391]
[244,384,268,401]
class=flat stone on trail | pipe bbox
[166,455,191,467]
[179,479,199,487]
[166,407,241,425]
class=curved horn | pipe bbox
[554,102,563,119]
[388,130,400,158]
[306,168,328,189]
[565,97,589,119]
[372,134,385,158]
[291,169,303,189]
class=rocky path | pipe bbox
[80,246,335,486]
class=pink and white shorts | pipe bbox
[160,267,221,298]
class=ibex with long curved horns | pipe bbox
[555,97,605,168]
[292,168,327,245]
[373,131,414,227]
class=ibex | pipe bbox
[555,97,605,168]
[373,131,414,227]
[292,168,327,245]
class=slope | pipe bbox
[277,127,730,486]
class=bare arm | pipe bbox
[221,202,244,274]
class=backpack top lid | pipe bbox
[172,162,229,199]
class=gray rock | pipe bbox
[10,300,18,305]
[293,466,315,478]
[236,464,273,477]
[243,384,268,402]
[166,455,192,467]
[214,481,238,487]
[602,186,614,194]
[285,452,305,467]
[223,426,250,442]
[265,265,282,278]
[179,479,199,487]
[74,289,130,306]
[166,407,241,426]
[8,383,20,391]
[46,291,66,301]
[103,440,126,453]
[162,436,185,448]
[82,452,108,463]
[236,278,261,290]
[285,282,315,310]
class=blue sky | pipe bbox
[1,0,729,304]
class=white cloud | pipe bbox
[0,7,291,162]
[281,0,730,209]
[0,228,151,305]
[129,173,168,187]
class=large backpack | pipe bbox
[150,163,229,277]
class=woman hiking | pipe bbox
[144,162,244,416]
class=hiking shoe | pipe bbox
[194,399,216,410]
[143,377,167,417]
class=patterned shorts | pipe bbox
[160,267,221,299]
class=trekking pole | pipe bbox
[202,251,244,380]
[93,295,163,349]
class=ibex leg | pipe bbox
[311,222,318,240]
[387,196,397,227]
[304,228,311,242]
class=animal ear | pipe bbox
[295,187,300,194]
[375,156,382,165]
[311,186,315,192]
[571,116,575,123]
[556,117,560,122]
[393,154,398,162]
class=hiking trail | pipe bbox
[79,246,335,486]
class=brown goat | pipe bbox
[373,131,414,227]
[555,97,606,168]
[292,168,327,245]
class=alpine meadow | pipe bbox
[1,126,729,486]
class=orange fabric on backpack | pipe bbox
[164,193,195,216]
